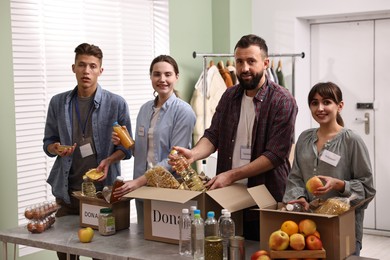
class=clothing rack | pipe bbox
[192,51,305,130]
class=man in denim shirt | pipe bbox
[42,44,132,259]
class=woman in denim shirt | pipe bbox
[112,55,196,226]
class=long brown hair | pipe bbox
[308,82,344,127]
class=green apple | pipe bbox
[78,227,94,243]
[268,230,289,251]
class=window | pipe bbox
[10,0,169,256]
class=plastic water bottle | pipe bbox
[179,208,192,256]
[190,206,197,222]
[219,211,235,260]
[218,208,228,226]
[204,211,218,238]
[191,209,201,256]
[192,212,204,260]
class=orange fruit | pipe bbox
[280,220,299,236]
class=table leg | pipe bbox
[13,243,16,260]
[2,241,8,260]
[67,252,70,260]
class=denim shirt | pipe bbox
[133,93,196,179]
[43,85,133,204]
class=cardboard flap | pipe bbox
[72,191,106,203]
[206,183,256,212]
[247,184,277,209]
[72,191,131,204]
[124,186,200,203]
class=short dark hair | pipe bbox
[74,43,103,65]
[234,34,268,58]
[149,55,179,75]
[308,81,344,127]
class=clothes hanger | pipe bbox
[277,59,282,71]
[208,60,215,69]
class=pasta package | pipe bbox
[314,197,351,215]
[144,166,180,189]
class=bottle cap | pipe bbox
[182,208,189,214]
[113,121,119,126]
[224,211,231,217]
[190,206,197,211]
[286,204,294,211]
[194,209,201,215]
[221,208,228,215]
[100,208,112,214]
[116,176,124,181]
[207,211,215,218]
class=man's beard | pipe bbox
[237,71,263,90]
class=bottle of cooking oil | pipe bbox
[170,149,206,192]
[109,176,125,203]
[113,122,134,149]
[81,175,96,197]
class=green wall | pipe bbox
[0,0,251,259]
[170,0,252,103]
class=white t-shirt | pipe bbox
[232,93,255,184]
[147,107,161,167]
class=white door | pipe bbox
[311,21,376,229]
[373,19,390,231]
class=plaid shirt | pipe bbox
[203,78,298,201]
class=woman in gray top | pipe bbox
[283,82,376,256]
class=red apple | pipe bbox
[289,233,305,250]
[306,234,323,250]
[268,230,290,251]
[306,176,324,194]
[298,219,317,236]
[251,250,269,260]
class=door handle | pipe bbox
[355,113,369,134]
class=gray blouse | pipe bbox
[283,128,376,244]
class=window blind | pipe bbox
[10,0,169,256]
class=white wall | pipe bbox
[252,0,390,138]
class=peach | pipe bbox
[306,176,324,194]
[269,230,290,251]
[289,233,306,250]
[313,230,321,239]
[281,220,299,236]
[298,219,317,236]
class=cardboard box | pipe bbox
[72,191,131,231]
[124,183,258,244]
[248,185,356,260]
